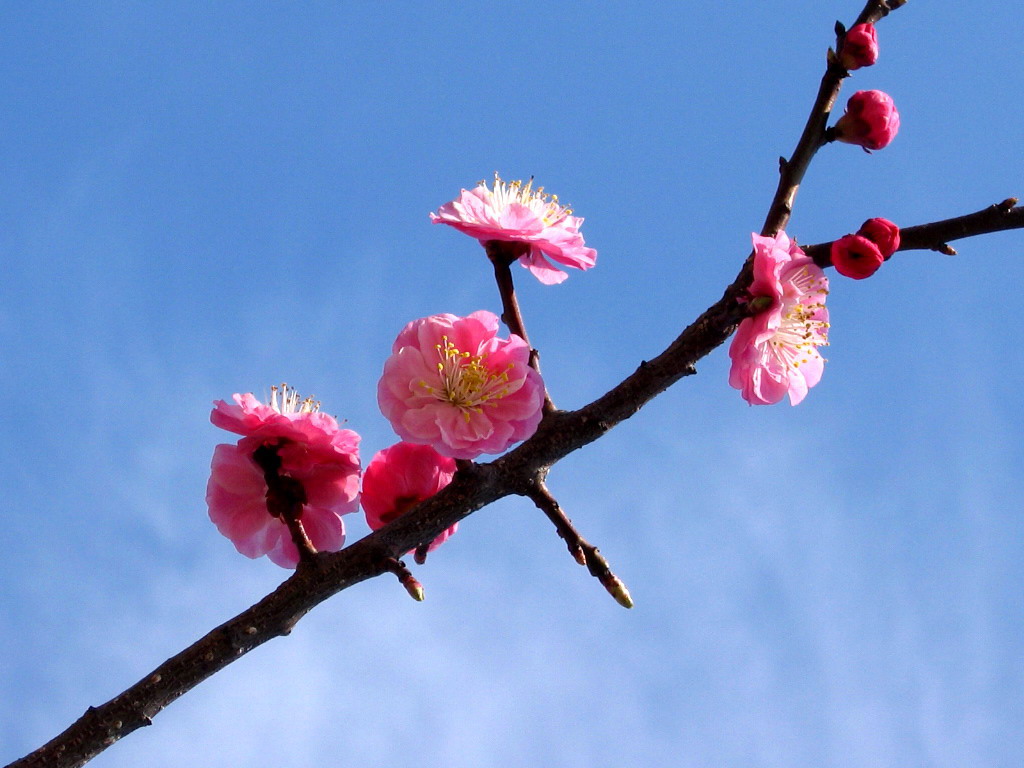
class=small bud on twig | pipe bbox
[599,573,635,609]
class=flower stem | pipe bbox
[484,240,556,413]
[251,444,318,564]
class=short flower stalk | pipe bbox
[250,443,317,563]
[484,239,556,413]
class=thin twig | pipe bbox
[525,479,633,609]
[762,0,904,237]
[251,444,317,564]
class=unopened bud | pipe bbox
[834,90,900,151]
[831,234,884,279]
[402,574,425,602]
[600,573,634,609]
[838,23,879,70]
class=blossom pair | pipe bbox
[831,218,900,279]
[831,23,900,152]
[206,387,463,568]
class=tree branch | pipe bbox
[14,194,1018,768]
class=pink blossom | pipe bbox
[858,217,900,257]
[206,385,361,568]
[430,173,597,285]
[834,90,900,151]
[831,233,885,279]
[839,23,879,70]
[729,232,830,406]
[362,442,458,553]
[378,311,545,459]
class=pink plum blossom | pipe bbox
[362,442,458,553]
[839,23,879,70]
[206,384,361,568]
[378,311,545,459]
[729,232,830,406]
[834,90,900,151]
[430,173,597,285]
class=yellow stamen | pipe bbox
[487,172,573,226]
[420,336,513,420]
[268,383,320,415]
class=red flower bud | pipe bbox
[834,90,900,151]
[857,217,900,257]
[831,234,885,279]
[839,23,879,70]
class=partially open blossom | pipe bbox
[362,442,458,553]
[839,23,879,70]
[834,90,900,150]
[858,217,900,257]
[206,385,361,568]
[430,173,597,285]
[831,233,885,279]
[729,232,830,406]
[378,311,545,459]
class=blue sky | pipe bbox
[2,2,1022,766]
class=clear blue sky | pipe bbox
[2,2,1022,766]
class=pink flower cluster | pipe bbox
[831,217,900,279]
[206,385,361,568]
[362,442,458,553]
[835,90,900,151]
[431,174,597,285]
[729,232,830,406]
[378,311,545,459]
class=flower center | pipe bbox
[769,268,830,369]
[421,336,513,415]
[486,172,573,227]
[268,383,320,415]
